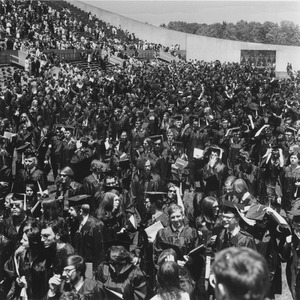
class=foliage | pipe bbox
[160,20,300,46]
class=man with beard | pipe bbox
[47,255,104,299]
[73,204,104,271]
[117,131,132,161]
[131,157,161,222]
[41,220,75,298]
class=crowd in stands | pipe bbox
[1,0,300,300]
[0,0,182,61]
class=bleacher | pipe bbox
[0,0,184,78]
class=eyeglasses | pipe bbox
[63,267,75,275]
[222,214,235,220]
[60,174,68,177]
[10,203,21,208]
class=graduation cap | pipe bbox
[208,145,224,159]
[24,148,37,158]
[53,124,64,131]
[165,177,181,187]
[245,204,267,221]
[221,200,245,214]
[64,125,75,134]
[105,238,130,251]
[173,114,183,121]
[118,153,130,169]
[239,150,251,161]
[189,114,200,123]
[11,193,27,210]
[285,126,297,135]
[145,191,167,203]
[169,141,184,155]
[16,142,31,152]
[68,194,91,206]
[149,135,164,144]
[25,179,40,191]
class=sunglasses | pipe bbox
[10,203,21,208]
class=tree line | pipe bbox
[160,20,300,46]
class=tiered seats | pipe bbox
[0,65,22,88]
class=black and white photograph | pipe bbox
[0,0,300,299]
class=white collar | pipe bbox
[229,225,240,237]
[81,215,89,226]
[242,192,250,201]
[171,224,184,233]
[152,211,163,221]
[74,277,84,292]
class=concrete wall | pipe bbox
[68,0,300,72]
[186,34,300,72]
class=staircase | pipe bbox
[68,60,115,72]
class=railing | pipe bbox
[108,55,124,68]
[10,55,25,67]
[157,50,181,63]
[0,50,18,65]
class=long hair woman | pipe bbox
[40,198,69,242]
[95,245,147,300]
[97,192,127,252]
[152,261,189,300]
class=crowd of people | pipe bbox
[1,0,300,300]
